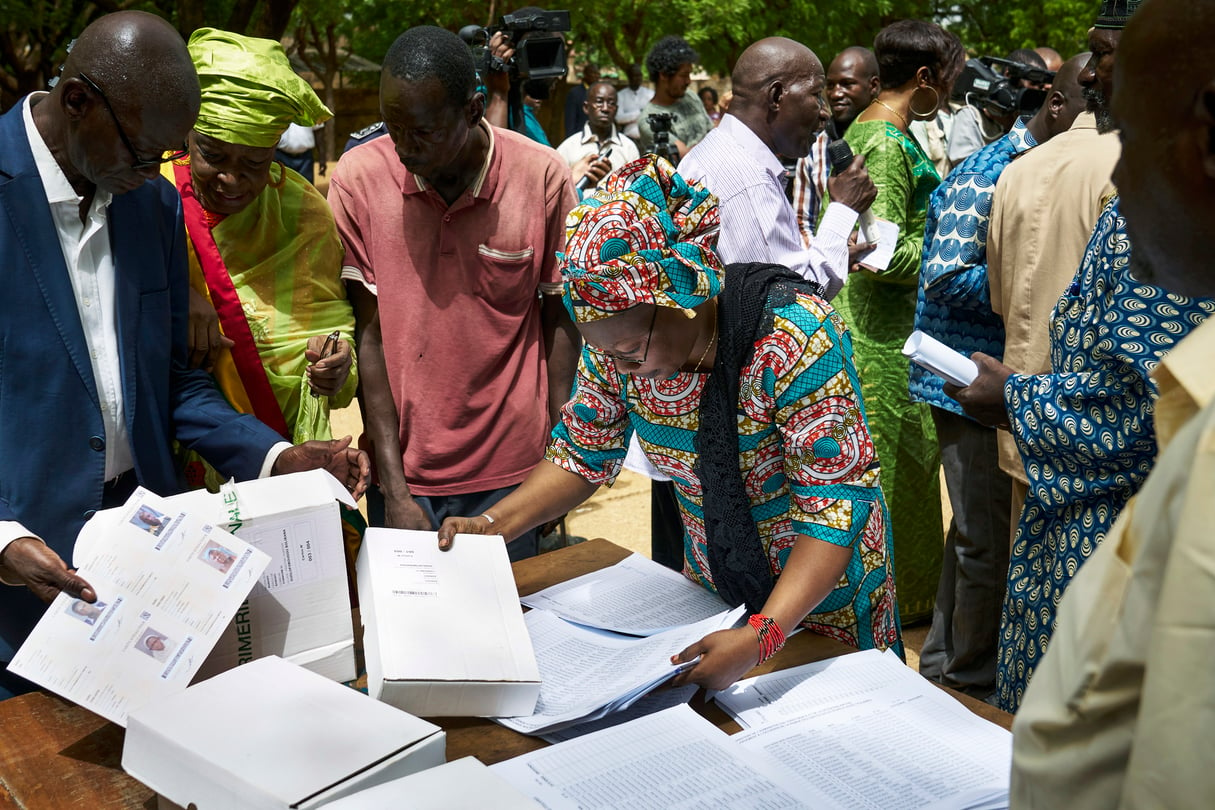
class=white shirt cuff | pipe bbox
[818,202,860,240]
[259,442,294,479]
[0,522,44,586]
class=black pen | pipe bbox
[311,330,341,398]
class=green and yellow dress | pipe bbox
[831,119,943,622]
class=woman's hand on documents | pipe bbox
[670,627,760,691]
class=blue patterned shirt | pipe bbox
[910,117,1037,414]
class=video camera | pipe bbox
[459,10,571,82]
[951,56,1055,117]
[647,112,679,165]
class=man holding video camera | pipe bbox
[637,36,712,158]
[948,50,1053,166]
[475,6,572,145]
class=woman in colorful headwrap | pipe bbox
[438,157,901,689]
[828,20,965,622]
[165,30,362,547]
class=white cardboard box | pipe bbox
[357,528,541,718]
[322,757,540,809]
[164,470,358,682]
[123,655,446,810]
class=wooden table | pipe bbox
[0,538,1011,808]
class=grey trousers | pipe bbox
[918,407,1012,698]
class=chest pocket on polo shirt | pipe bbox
[476,243,537,309]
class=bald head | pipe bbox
[63,11,199,115]
[37,11,199,195]
[1111,0,1215,296]
[731,37,821,101]
[1034,46,1064,73]
[727,37,825,159]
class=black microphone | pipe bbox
[826,140,878,244]
[576,146,613,191]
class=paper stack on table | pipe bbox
[7,489,270,726]
[494,705,808,809]
[520,552,728,636]
[718,649,1012,810]
[494,649,1011,809]
[494,605,744,736]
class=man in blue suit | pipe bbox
[0,11,369,698]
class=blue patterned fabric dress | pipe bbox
[546,292,903,654]
[996,199,1215,711]
[911,118,1037,411]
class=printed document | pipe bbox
[7,489,269,726]
[494,705,809,809]
[496,606,743,735]
[520,552,728,635]
[719,650,1012,810]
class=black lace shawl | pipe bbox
[693,262,822,613]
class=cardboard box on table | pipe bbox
[163,470,358,682]
[357,528,541,717]
[322,757,540,809]
[122,655,446,810]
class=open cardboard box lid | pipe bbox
[123,656,445,809]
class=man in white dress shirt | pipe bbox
[615,64,654,143]
[679,37,877,300]
[556,81,640,190]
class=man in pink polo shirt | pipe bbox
[329,25,578,559]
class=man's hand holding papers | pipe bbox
[0,537,96,603]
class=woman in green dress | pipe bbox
[831,20,965,621]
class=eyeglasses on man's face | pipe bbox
[76,72,189,169]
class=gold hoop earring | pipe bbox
[910,86,940,119]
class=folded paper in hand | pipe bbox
[903,330,980,387]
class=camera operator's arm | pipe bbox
[483,31,514,130]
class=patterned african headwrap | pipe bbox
[189,28,332,149]
[559,156,722,324]
[1095,0,1142,29]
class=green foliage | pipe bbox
[0,0,1103,112]
[943,0,1095,58]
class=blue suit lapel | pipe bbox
[0,106,100,408]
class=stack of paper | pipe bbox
[495,606,744,736]
[494,705,808,809]
[718,649,1012,810]
[493,650,1011,809]
[520,553,728,636]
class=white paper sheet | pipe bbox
[7,489,269,726]
[496,606,742,735]
[719,650,1011,810]
[493,705,810,809]
[520,553,728,636]
[857,217,901,272]
[902,329,981,387]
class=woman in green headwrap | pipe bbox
[437,157,901,691]
[165,29,362,548]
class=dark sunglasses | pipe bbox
[77,72,189,169]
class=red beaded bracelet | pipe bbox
[748,614,786,663]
